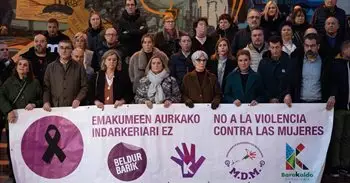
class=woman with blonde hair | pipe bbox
[94,50,132,110]
[135,54,181,109]
[73,32,95,78]
[260,0,285,38]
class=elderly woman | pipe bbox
[207,38,237,91]
[94,50,133,110]
[86,10,104,52]
[224,50,266,106]
[291,8,310,48]
[154,14,186,57]
[181,50,221,109]
[260,0,285,39]
[280,22,297,56]
[135,54,181,108]
[129,33,168,93]
[73,32,95,78]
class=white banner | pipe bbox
[10,104,333,183]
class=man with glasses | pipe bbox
[289,33,332,106]
[43,40,88,111]
[231,8,262,55]
[117,0,148,57]
[93,28,126,72]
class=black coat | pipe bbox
[258,52,291,102]
[43,31,70,56]
[231,26,251,54]
[312,4,347,38]
[93,41,127,72]
[86,27,104,52]
[191,36,216,57]
[117,9,148,57]
[20,47,57,86]
[330,56,350,110]
[289,52,331,102]
[154,29,186,57]
[211,24,238,43]
[206,58,237,92]
[169,51,194,86]
[319,34,343,62]
[0,59,15,85]
[260,15,285,39]
[95,70,133,104]
[292,23,310,48]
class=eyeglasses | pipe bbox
[0,48,9,51]
[195,59,207,63]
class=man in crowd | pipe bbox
[319,17,344,62]
[290,33,332,103]
[93,28,126,72]
[232,8,261,54]
[243,27,268,72]
[21,33,57,86]
[258,36,292,105]
[328,40,350,177]
[118,0,148,57]
[44,18,70,56]
[312,0,347,37]
[169,34,194,86]
[43,40,88,111]
[191,17,215,57]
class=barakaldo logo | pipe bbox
[171,143,205,178]
[225,142,265,181]
[107,142,147,181]
[282,143,314,180]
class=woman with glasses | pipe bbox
[154,14,186,58]
[135,54,181,109]
[181,50,221,109]
[94,50,133,110]
[224,49,266,106]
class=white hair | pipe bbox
[191,50,208,65]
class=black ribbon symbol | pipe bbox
[42,124,66,164]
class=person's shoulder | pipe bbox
[139,76,149,84]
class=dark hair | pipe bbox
[193,17,208,33]
[218,14,233,24]
[279,21,293,33]
[14,58,34,81]
[304,33,320,44]
[268,35,283,45]
[237,49,251,61]
[141,33,154,44]
[47,18,59,27]
[125,0,137,6]
[59,39,73,47]
[88,10,103,30]
[211,37,234,60]
[290,8,306,25]
[341,40,350,54]
[179,33,190,40]
[251,26,264,33]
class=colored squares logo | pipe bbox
[286,143,309,170]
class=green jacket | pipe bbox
[0,75,42,115]
[224,68,266,103]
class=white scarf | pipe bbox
[217,57,227,88]
[147,70,169,104]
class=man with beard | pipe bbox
[21,34,57,86]
[44,18,70,56]
[289,33,332,104]
[117,0,148,57]
[312,0,347,38]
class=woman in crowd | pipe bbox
[291,8,309,48]
[207,38,237,91]
[86,11,104,52]
[280,22,297,56]
[135,54,181,109]
[154,14,186,57]
[129,33,168,93]
[73,32,95,79]
[94,50,133,110]
[211,13,238,43]
[181,50,221,109]
[260,0,285,39]
[224,49,265,106]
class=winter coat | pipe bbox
[86,27,104,52]
[154,29,186,57]
[169,51,194,86]
[206,58,237,92]
[330,55,350,110]
[243,43,269,72]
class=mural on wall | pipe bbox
[16,0,85,22]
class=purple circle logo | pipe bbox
[21,116,84,179]
[107,142,147,181]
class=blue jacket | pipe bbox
[169,51,194,86]
[224,68,266,103]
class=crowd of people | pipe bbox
[0,0,350,182]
